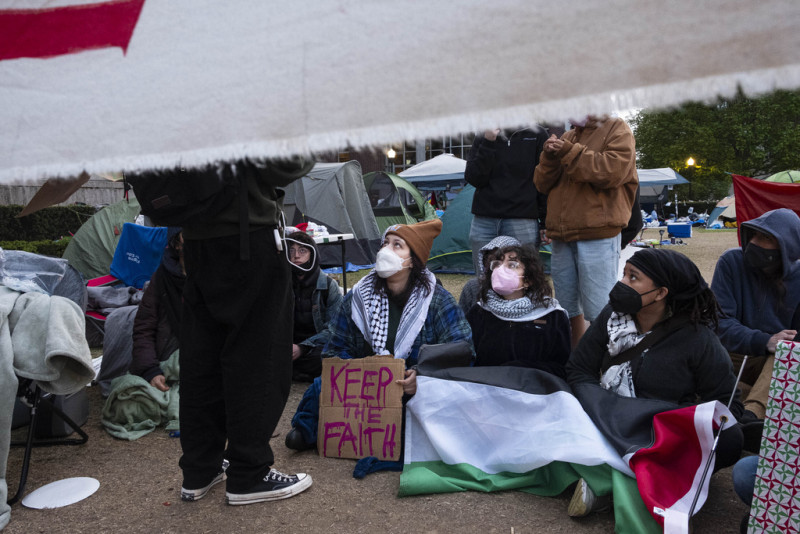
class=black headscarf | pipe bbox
[627,248,708,302]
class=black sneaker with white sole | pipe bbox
[180,459,230,502]
[226,468,312,506]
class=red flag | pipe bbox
[0,0,145,61]
[627,402,730,530]
[732,174,800,244]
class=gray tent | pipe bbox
[281,161,381,266]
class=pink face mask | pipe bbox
[491,265,524,296]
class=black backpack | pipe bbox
[126,163,251,258]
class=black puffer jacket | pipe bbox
[465,126,548,222]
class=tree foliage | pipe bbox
[630,88,800,200]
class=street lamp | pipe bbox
[686,157,695,167]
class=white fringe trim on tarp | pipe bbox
[2,64,799,185]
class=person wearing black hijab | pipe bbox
[286,231,342,381]
[565,248,744,517]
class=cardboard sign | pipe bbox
[318,356,405,461]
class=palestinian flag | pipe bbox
[399,368,733,534]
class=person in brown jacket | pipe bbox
[533,115,637,347]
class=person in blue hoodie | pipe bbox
[711,208,800,426]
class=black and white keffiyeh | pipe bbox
[480,291,563,322]
[600,311,648,397]
[350,270,436,360]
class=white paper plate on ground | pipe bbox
[22,477,100,509]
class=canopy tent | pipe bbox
[281,161,381,267]
[2,1,799,184]
[636,168,690,205]
[62,197,142,280]
[765,170,800,183]
[397,154,467,192]
[362,171,437,233]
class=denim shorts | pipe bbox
[550,234,620,322]
[469,216,539,275]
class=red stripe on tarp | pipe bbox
[0,0,145,61]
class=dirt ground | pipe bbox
[4,228,750,534]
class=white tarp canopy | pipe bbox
[398,154,467,190]
[637,168,690,205]
[1,0,799,184]
[637,168,690,186]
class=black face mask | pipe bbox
[744,243,782,278]
[608,281,659,315]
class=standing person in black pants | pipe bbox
[178,157,315,506]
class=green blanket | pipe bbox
[101,351,180,440]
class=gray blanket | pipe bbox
[0,286,93,530]
[101,350,180,441]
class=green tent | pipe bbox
[362,171,436,233]
[765,170,800,183]
[62,197,141,279]
[426,185,475,273]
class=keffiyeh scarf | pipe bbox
[600,311,647,397]
[481,291,562,322]
[351,270,436,360]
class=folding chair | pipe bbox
[1,253,92,505]
[8,380,89,505]
[84,223,168,345]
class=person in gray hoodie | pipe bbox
[711,208,800,422]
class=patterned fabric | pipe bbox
[600,311,646,397]
[350,270,436,359]
[323,282,472,366]
[750,340,800,533]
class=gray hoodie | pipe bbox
[711,208,800,355]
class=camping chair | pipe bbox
[1,253,92,505]
[84,223,168,345]
[8,379,89,505]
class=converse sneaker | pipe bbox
[567,478,610,517]
[180,459,229,502]
[226,468,312,506]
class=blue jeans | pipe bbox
[550,235,620,322]
[732,455,758,506]
[469,216,539,275]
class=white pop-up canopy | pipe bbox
[1,0,799,184]
[398,154,467,190]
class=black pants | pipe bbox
[179,227,293,493]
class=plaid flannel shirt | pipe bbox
[322,283,473,367]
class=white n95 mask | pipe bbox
[375,247,409,278]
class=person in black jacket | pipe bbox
[565,248,743,516]
[130,228,185,391]
[286,231,342,381]
[466,244,570,376]
[465,126,548,275]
